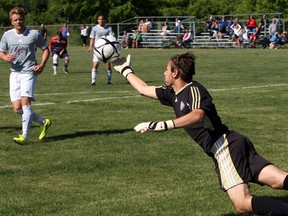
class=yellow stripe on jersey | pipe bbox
[211,134,243,190]
[190,86,201,109]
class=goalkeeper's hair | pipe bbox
[170,52,196,83]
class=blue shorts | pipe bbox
[52,49,69,58]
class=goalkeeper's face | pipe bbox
[164,61,175,87]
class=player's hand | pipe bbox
[134,120,175,133]
[112,54,134,78]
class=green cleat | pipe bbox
[39,119,52,140]
[13,135,28,145]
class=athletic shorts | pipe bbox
[92,53,101,62]
[52,49,69,58]
[9,72,37,102]
[211,131,272,191]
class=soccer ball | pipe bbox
[93,35,121,63]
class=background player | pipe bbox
[49,31,70,75]
[87,14,114,85]
[0,7,51,144]
[112,53,288,215]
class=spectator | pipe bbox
[138,20,144,32]
[249,25,261,47]
[40,23,47,40]
[80,24,89,47]
[269,31,281,49]
[269,18,279,37]
[259,14,268,30]
[160,21,171,38]
[219,16,228,34]
[209,19,222,41]
[246,15,257,33]
[49,31,70,75]
[182,28,193,48]
[205,16,215,32]
[59,22,71,38]
[142,18,152,33]
[229,21,243,48]
[280,31,288,44]
[132,30,142,48]
[173,18,184,33]
[120,31,129,49]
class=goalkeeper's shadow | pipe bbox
[43,128,134,142]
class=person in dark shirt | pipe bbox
[112,53,288,215]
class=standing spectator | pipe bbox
[182,28,192,48]
[138,20,144,32]
[49,32,70,75]
[120,31,129,49]
[87,14,114,85]
[259,14,268,30]
[0,7,51,145]
[40,23,47,40]
[80,24,89,47]
[112,53,288,216]
[269,18,279,37]
[229,21,243,48]
[59,22,70,38]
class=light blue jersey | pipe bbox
[0,27,48,73]
[90,24,114,42]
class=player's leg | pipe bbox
[52,53,60,75]
[63,55,69,73]
[257,164,288,189]
[91,55,100,85]
[105,62,112,84]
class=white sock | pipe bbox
[107,70,112,83]
[53,65,57,73]
[32,112,45,125]
[92,69,97,83]
[22,105,33,140]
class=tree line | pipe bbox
[0,0,287,26]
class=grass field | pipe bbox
[0,47,288,215]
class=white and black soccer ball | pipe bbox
[93,35,121,63]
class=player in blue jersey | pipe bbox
[113,53,288,215]
[0,7,51,145]
[87,15,114,85]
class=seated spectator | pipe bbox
[205,16,215,32]
[173,18,184,33]
[132,30,142,48]
[219,16,228,34]
[229,22,244,48]
[142,18,152,33]
[269,32,281,49]
[246,15,257,33]
[160,21,171,38]
[120,31,129,49]
[249,24,261,47]
[209,19,222,40]
[280,31,288,44]
[182,28,193,48]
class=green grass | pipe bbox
[1,47,288,215]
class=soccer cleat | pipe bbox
[13,135,28,145]
[91,82,96,86]
[64,68,69,74]
[39,119,52,140]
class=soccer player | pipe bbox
[87,15,114,85]
[0,7,51,145]
[49,31,70,75]
[113,53,288,215]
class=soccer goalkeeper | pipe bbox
[113,53,288,215]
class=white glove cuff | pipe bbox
[165,120,175,130]
[121,66,134,78]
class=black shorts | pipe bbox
[211,131,272,191]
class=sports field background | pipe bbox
[0,47,288,215]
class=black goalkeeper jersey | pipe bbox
[156,81,229,156]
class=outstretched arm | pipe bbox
[113,54,157,99]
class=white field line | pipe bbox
[1,84,288,109]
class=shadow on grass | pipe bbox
[221,195,288,216]
[43,128,134,142]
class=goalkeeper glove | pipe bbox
[134,120,175,133]
[113,54,134,78]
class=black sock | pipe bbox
[284,175,288,190]
[252,196,288,215]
